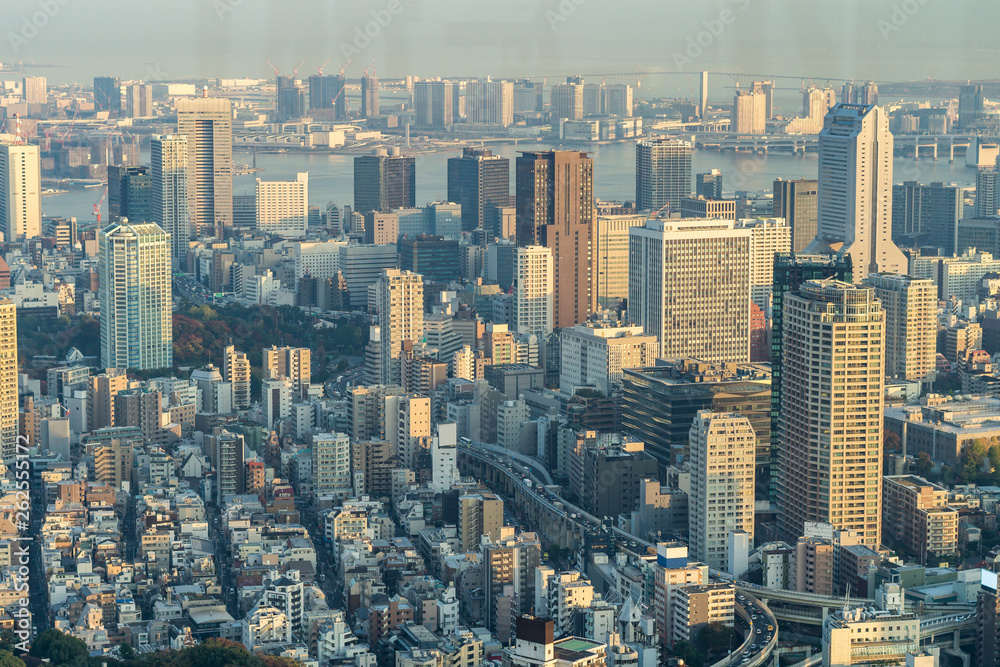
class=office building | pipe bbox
[222,344,251,410]
[447,148,510,232]
[688,411,755,571]
[413,79,456,128]
[361,74,379,117]
[891,181,962,254]
[805,104,907,278]
[308,73,346,119]
[0,301,16,462]
[672,584,735,644]
[151,134,189,260]
[22,76,46,105]
[256,173,308,237]
[737,217,793,312]
[778,279,885,546]
[482,535,541,640]
[594,214,647,312]
[374,270,423,387]
[679,196,735,220]
[635,138,692,214]
[515,150,595,329]
[977,167,999,218]
[551,80,585,120]
[731,89,766,134]
[695,170,723,199]
[513,245,554,337]
[125,83,153,118]
[867,273,936,382]
[772,179,819,253]
[882,475,958,564]
[559,320,658,395]
[0,141,41,241]
[466,79,514,127]
[338,244,398,309]
[263,346,310,401]
[354,150,416,214]
[824,588,918,667]
[399,235,461,283]
[841,80,878,106]
[93,76,121,115]
[108,165,152,224]
[176,97,233,237]
[979,586,1000,667]
[580,444,659,520]
[459,493,504,551]
[312,432,352,498]
[652,544,708,645]
[629,218,750,363]
[959,84,985,129]
[98,221,172,371]
[275,75,305,122]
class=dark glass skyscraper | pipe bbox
[399,235,461,283]
[891,181,962,255]
[361,75,379,117]
[447,148,510,232]
[276,75,305,122]
[93,76,121,116]
[107,165,152,224]
[308,74,346,120]
[353,151,416,215]
[772,178,819,253]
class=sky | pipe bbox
[3,0,999,97]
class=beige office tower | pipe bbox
[263,346,311,401]
[688,411,755,571]
[176,97,233,238]
[778,279,885,546]
[629,218,750,364]
[868,273,936,383]
[736,217,792,312]
[0,300,16,462]
[256,173,308,237]
[374,269,424,387]
[594,214,647,310]
[223,344,252,409]
[805,104,907,279]
[0,142,41,242]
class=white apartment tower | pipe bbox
[374,269,424,387]
[223,344,252,409]
[635,138,692,213]
[0,300,17,462]
[256,172,308,237]
[467,79,514,127]
[151,134,189,261]
[98,221,173,371]
[0,141,41,242]
[629,218,750,364]
[312,432,352,497]
[778,279,885,546]
[731,89,767,134]
[688,411,756,571]
[176,96,233,237]
[868,273,936,382]
[805,104,908,279]
[513,245,554,337]
[736,217,792,312]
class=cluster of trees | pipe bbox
[670,622,739,667]
[16,313,100,367]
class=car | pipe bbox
[750,644,757,650]
[756,628,762,634]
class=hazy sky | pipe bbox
[4,0,998,96]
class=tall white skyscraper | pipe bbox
[0,141,41,242]
[256,173,308,237]
[635,138,693,214]
[151,134,189,261]
[177,96,233,238]
[731,89,766,134]
[778,279,885,546]
[805,104,907,279]
[513,245,553,337]
[629,218,750,364]
[466,79,514,127]
[98,221,173,371]
[688,411,756,571]
[374,269,424,386]
[0,300,17,463]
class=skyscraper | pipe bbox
[0,300,17,463]
[977,167,1000,219]
[594,214,647,310]
[275,75,305,122]
[308,73,347,118]
[891,181,962,254]
[738,217,792,312]
[868,273,936,382]
[125,83,153,118]
[22,76,46,105]
[466,79,514,127]
[447,147,510,232]
[354,150,416,215]
[413,80,456,128]
[0,141,41,241]
[731,89,766,134]
[551,80,584,120]
[108,165,152,224]
[635,138,692,214]
[256,173,308,237]
[98,221,172,371]
[772,179,819,253]
[695,170,723,199]
[263,346,311,401]
[223,344,251,410]
[93,76,121,115]
[778,279,884,546]
[515,150,595,329]
[959,84,985,129]
[374,269,424,386]
[176,97,233,238]
[688,411,755,571]
[805,104,907,279]
[151,134,189,261]
[629,218,750,364]
[361,74,380,117]
[841,80,878,106]
[513,245,554,337]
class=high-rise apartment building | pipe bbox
[256,173,308,237]
[263,346,311,401]
[688,411,756,571]
[891,181,962,255]
[653,543,709,645]
[731,89,766,134]
[108,165,152,224]
[312,432,352,498]
[207,430,245,498]
[513,245,553,337]
[772,178,819,253]
[384,393,431,469]
[482,534,541,640]
[459,493,504,551]
[354,150,416,215]
[413,79,456,128]
[374,270,424,387]
[594,214,647,310]
[551,81,584,120]
[0,301,16,462]
[223,344,251,410]
[176,97,233,237]
[882,475,958,564]
[805,104,907,279]
[635,138,692,214]
[447,148,510,232]
[467,79,514,127]
[98,221,172,371]
[308,73,347,119]
[151,134,189,260]
[841,80,878,106]
[22,76,46,105]
[629,218,750,364]
[867,273,936,382]
[93,76,121,115]
[977,167,1000,219]
[125,83,153,118]
[515,150,595,329]
[361,74,380,117]
[778,279,885,546]
[0,141,41,242]
[737,218,792,312]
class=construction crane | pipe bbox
[93,186,108,224]
[291,60,306,78]
[316,58,332,76]
[266,58,280,78]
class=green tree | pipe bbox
[28,630,88,665]
[0,651,24,667]
[697,622,737,657]
[671,640,704,667]
[915,451,934,478]
[118,642,134,660]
